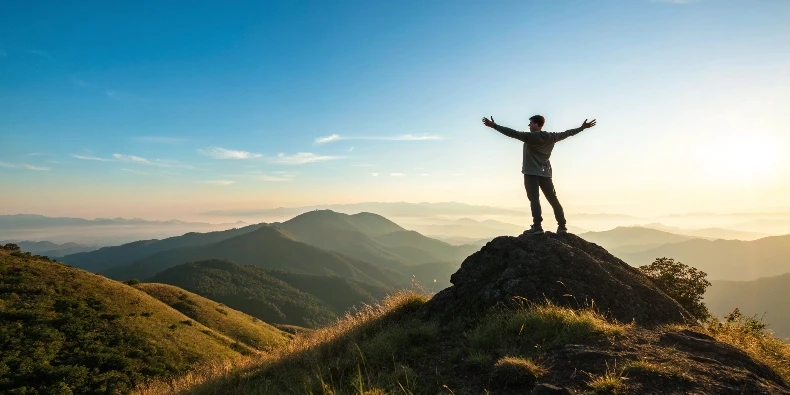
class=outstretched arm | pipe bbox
[545,119,597,143]
[482,116,540,144]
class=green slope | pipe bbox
[0,247,259,394]
[59,223,265,272]
[146,259,391,327]
[133,283,290,350]
[105,226,402,288]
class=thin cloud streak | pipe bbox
[0,160,50,171]
[71,154,110,162]
[314,133,445,144]
[390,172,406,177]
[205,180,235,185]
[25,49,52,59]
[199,147,262,160]
[267,152,343,165]
[121,168,149,175]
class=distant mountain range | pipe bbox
[579,227,697,253]
[200,201,527,219]
[59,223,266,272]
[705,273,790,339]
[639,223,768,241]
[0,240,98,257]
[0,213,245,229]
[618,234,790,281]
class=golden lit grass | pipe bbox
[134,283,290,351]
[467,301,631,357]
[135,291,431,395]
[492,356,546,386]
[587,362,626,394]
[703,315,790,384]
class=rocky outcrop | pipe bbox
[428,232,693,326]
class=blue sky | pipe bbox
[1,0,789,220]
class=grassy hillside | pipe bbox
[705,273,790,339]
[60,223,265,272]
[138,292,790,395]
[133,283,290,350]
[146,260,389,328]
[579,226,697,253]
[107,226,402,288]
[620,234,790,280]
[0,247,260,394]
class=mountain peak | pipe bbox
[429,233,693,327]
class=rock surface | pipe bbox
[429,232,693,326]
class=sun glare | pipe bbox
[699,139,779,182]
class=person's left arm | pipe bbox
[544,119,597,143]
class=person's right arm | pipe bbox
[482,116,542,144]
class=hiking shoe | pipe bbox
[557,225,568,234]
[521,225,544,235]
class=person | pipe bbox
[482,114,596,235]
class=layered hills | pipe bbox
[0,246,288,394]
[146,259,390,328]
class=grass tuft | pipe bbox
[587,362,626,394]
[492,356,545,386]
[467,301,630,357]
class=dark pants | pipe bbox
[524,174,566,227]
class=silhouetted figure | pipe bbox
[482,115,596,234]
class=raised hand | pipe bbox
[482,116,497,129]
[581,119,597,129]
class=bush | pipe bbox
[124,279,141,286]
[2,243,21,251]
[639,257,711,320]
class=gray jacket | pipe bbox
[494,124,585,178]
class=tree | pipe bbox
[639,257,711,320]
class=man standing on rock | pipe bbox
[482,115,596,235]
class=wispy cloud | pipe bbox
[315,134,341,144]
[71,154,111,162]
[370,172,380,177]
[205,180,235,186]
[257,174,291,182]
[0,160,51,171]
[133,136,187,143]
[121,168,149,175]
[199,147,263,160]
[390,172,406,177]
[351,164,376,167]
[112,153,193,169]
[267,152,343,165]
[348,147,355,152]
[314,133,445,144]
[25,49,51,59]
[0,161,47,170]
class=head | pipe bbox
[528,115,545,132]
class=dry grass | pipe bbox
[134,291,431,395]
[467,301,631,357]
[492,356,545,386]
[703,314,790,384]
[622,359,687,381]
[587,362,626,394]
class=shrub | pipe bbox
[639,257,711,320]
[124,279,141,286]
